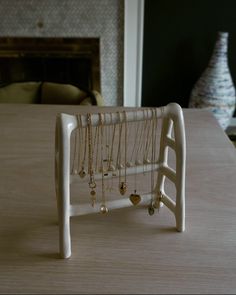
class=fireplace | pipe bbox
[0,0,124,105]
[0,37,100,92]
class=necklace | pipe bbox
[99,113,108,214]
[143,109,152,165]
[71,117,79,174]
[87,113,96,207]
[135,115,146,166]
[108,113,116,172]
[106,113,114,191]
[148,108,157,216]
[125,117,133,168]
[129,110,141,206]
[78,114,87,178]
[129,113,140,167]
[117,111,127,195]
[92,124,98,173]
[94,124,100,173]
[108,112,117,192]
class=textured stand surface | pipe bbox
[1,104,236,294]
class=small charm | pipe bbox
[129,193,141,206]
[119,182,127,195]
[90,190,96,207]
[79,168,86,178]
[144,158,151,164]
[100,204,108,214]
[148,205,155,216]
[90,189,96,196]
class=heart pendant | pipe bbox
[129,193,141,206]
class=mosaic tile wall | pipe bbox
[0,0,124,106]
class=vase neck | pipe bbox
[209,32,228,66]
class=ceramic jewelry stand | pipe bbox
[55,103,186,259]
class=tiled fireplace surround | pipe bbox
[0,0,124,106]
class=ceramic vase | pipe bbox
[189,31,236,130]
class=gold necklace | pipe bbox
[148,108,157,216]
[106,112,116,193]
[108,113,116,171]
[118,111,127,195]
[108,114,116,172]
[129,113,140,167]
[106,113,113,191]
[135,114,145,166]
[78,114,87,178]
[92,124,98,172]
[125,117,132,167]
[87,113,96,207]
[143,109,152,165]
[129,110,141,206]
[71,116,79,174]
[94,124,100,173]
[99,113,108,214]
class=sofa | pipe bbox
[0,81,104,106]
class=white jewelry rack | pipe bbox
[55,103,186,259]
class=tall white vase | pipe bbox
[189,31,236,130]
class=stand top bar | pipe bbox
[58,103,182,129]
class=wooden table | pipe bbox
[0,104,236,294]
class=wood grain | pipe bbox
[0,104,236,294]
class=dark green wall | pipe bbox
[141,0,236,110]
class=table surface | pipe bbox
[0,104,236,294]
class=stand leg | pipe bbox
[56,116,72,259]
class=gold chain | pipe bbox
[87,113,96,207]
[78,115,87,178]
[99,113,108,214]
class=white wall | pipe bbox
[124,0,144,107]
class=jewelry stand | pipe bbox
[55,103,186,259]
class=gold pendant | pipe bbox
[119,182,127,195]
[100,204,108,214]
[90,190,96,207]
[129,193,141,206]
[144,158,151,164]
[79,168,86,178]
[148,204,155,216]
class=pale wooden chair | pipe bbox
[55,103,186,259]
